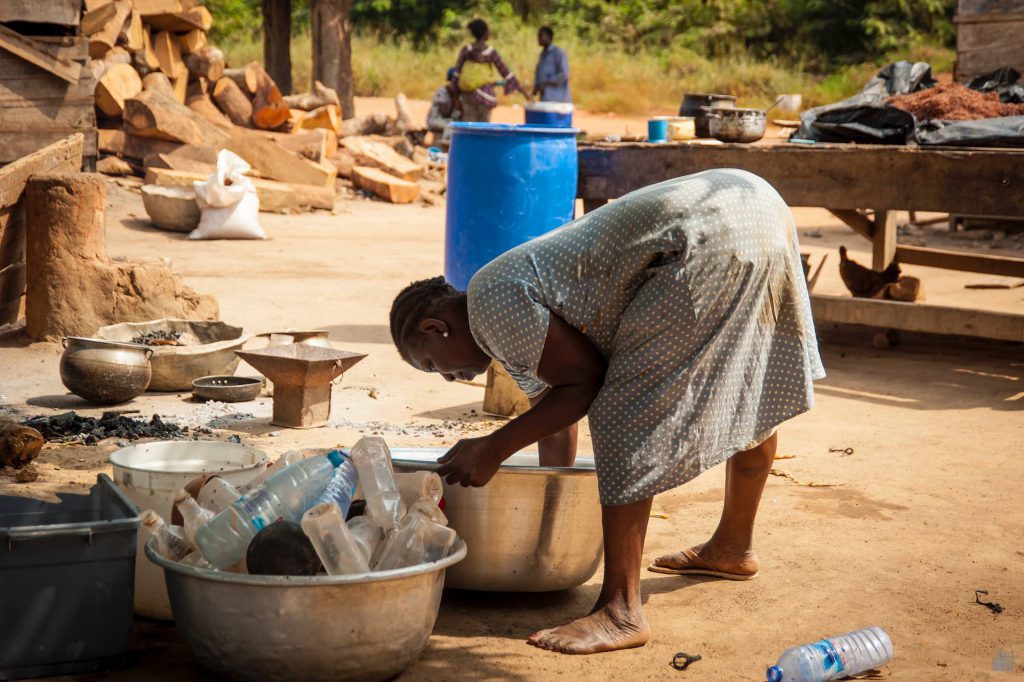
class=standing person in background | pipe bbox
[533,26,571,103]
[426,67,462,142]
[455,18,533,122]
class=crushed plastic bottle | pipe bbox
[767,627,893,682]
[301,502,371,575]
[174,488,214,548]
[196,475,241,514]
[394,471,443,509]
[141,510,191,561]
[313,449,360,516]
[194,451,346,569]
[346,514,384,562]
[372,500,456,571]
[349,437,405,531]
[180,552,212,569]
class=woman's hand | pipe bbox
[437,435,506,487]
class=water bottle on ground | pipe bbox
[174,488,214,548]
[346,514,384,562]
[196,475,241,514]
[237,450,305,494]
[349,437,405,531]
[372,500,456,571]
[313,449,360,516]
[141,510,191,561]
[195,451,347,570]
[395,471,443,509]
[301,502,371,575]
[767,627,893,682]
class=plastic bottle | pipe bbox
[194,451,346,570]
[196,476,241,514]
[174,488,214,548]
[313,449,360,516]
[349,437,405,531]
[141,510,191,561]
[372,500,456,571]
[180,552,212,569]
[767,627,893,682]
[237,451,305,494]
[301,502,371,575]
[346,514,384,562]
[394,471,443,509]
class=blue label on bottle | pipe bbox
[815,640,846,674]
[237,490,275,531]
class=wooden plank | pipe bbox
[872,209,897,270]
[0,135,84,208]
[576,144,1024,217]
[351,165,420,204]
[956,20,1024,78]
[811,293,1024,342]
[0,25,82,84]
[895,245,1024,278]
[134,0,182,15]
[0,0,82,26]
[146,167,335,212]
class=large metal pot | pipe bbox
[679,92,737,138]
[147,537,467,682]
[60,337,153,404]
[704,106,767,143]
[391,449,603,592]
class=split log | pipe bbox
[250,65,290,130]
[179,29,206,54]
[276,129,337,163]
[97,156,135,175]
[144,6,212,31]
[295,104,342,136]
[187,91,233,129]
[340,136,423,181]
[100,129,182,160]
[331,148,355,179]
[147,167,335,212]
[133,0,182,15]
[83,1,118,36]
[103,45,131,67]
[25,172,218,341]
[212,77,253,127]
[98,128,125,154]
[225,127,338,189]
[142,71,175,97]
[283,81,340,111]
[87,0,131,60]
[152,30,183,76]
[138,28,161,71]
[339,112,391,138]
[351,165,420,204]
[171,64,188,103]
[124,10,144,51]
[223,62,260,95]
[186,45,224,82]
[96,62,143,117]
[0,419,43,469]
[143,144,217,172]
[84,0,115,11]
[123,89,230,147]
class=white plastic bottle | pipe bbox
[196,476,241,513]
[174,488,214,548]
[301,502,370,575]
[372,500,456,571]
[194,451,346,570]
[140,510,191,561]
[394,471,443,509]
[237,451,305,494]
[313,449,360,516]
[767,627,893,682]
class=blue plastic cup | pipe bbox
[647,117,669,143]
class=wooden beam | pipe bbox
[828,208,873,240]
[872,209,897,270]
[0,135,84,209]
[895,245,1024,278]
[0,25,82,84]
[225,127,337,189]
[0,0,82,26]
[146,167,335,212]
[811,294,1024,342]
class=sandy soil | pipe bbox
[1,177,1022,681]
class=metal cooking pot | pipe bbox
[391,449,603,592]
[679,93,737,138]
[60,337,153,404]
[147,537,467,682]
[703,106,767,143]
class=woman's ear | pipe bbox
[418,318,449,337]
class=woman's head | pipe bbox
[390,277,492,382]
[468,18,489,41]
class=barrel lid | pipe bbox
[525,102,574,114]
[450,122,579,136]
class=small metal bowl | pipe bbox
[192,375,263,403]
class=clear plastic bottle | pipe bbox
[301,502,370,575]
[372,500,456,571]
[349,437,405,531]
[196,476,241,514]
[394,471,443,509]
[313,449,360,516]
[141,510,191,561]
[346,514,384,562]
[174,488,214,548]
[194,451,346,570]
[237,451,305,494]
[767,627,893,682]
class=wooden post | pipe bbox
[262,0,292,95]
[311,0,354,119]
[872,209,897,270]
[482,362,531,418]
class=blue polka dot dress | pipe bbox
[467,169,826,505]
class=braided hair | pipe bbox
[389,276,465,362]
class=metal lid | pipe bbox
[449,122,580,136]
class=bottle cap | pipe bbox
[766,665,783,682]
[326,449,349,468]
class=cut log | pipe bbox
[142,70,175,97]
[86,0,131,60]
[97,156,135,176]
[152,30,183,76]
[104,132,180,160]
[186,45,224,82]
[339,112,391,138]
[143,144,217,174]
[90,59,107,83]
[225,128,338,189]
[96,63,143,117]
[171,63,188,103]
[98,128,125,155]
[340,136,423,181]
[393,93,423,133]
[331,148,355,179]
[144,6,213,31]
[187,91,233,129]
[124,10,144,51]
[276,129,337,163]
[83,1,118,36]
[351,166,420,204]
[141,185,199,232]
[223,63,260,95]
[123,89,230,147]
[139,28,161,71]
[283,81,341,111]
[250,64,290,130]
[295,105,342,136]
[103,46,131,67]
[212,77,253,127]
[178,29,206,54]
[146,167,335,213]
[134,0,182,15]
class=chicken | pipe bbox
[838,246,901,298]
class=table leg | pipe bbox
[582,199,607,215]
[872,209,897,270]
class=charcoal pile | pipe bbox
[23,411,186,445]
[130,330,184,346]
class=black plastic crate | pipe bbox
[0,474,141,680]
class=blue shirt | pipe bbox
[534,45,571,103]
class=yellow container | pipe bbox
[667,116,696,141]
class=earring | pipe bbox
[442,331,449,338]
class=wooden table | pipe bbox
[576,141,1024,341]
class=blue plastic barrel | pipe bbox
[524,102,574,127]
[445,123,579,290]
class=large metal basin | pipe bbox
[391,449,603,592]
[147,537,467,682]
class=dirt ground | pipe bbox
[1,170,1023,681]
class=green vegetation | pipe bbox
[206,0,956,115]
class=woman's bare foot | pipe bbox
[528,597,650,655]
[652,541,760,577]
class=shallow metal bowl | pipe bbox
[147,537,467,682]
[191,375,263,403]
[392,449,603,592]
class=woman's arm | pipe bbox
[438,314,604,486]
[491,49,534,101]
[530,389,578,466]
